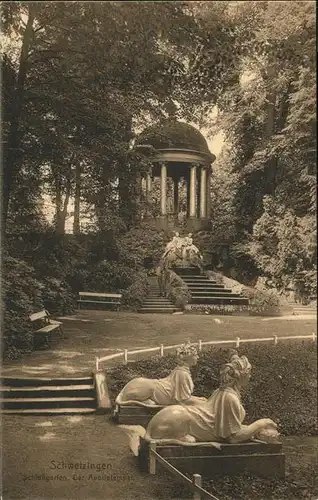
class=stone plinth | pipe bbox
[115,404,164,426]
[138,438,285,478]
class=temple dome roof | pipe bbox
[136,120,214,160]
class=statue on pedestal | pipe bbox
[144,350,279,445]
[162,232,182,259]
[115,343,207,407]
[160,232,204,270]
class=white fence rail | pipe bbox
[95,333,316,371]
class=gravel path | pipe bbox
[2,311,317,377]
[2,311,317,500]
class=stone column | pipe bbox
[197,167,201,218]
[146,171,152,205]
[200,167,207,218]
[189,165,197,217]
[186,172,190,217]
[160,162,167,216]
[206,166,211,218]
[173,177,178,215]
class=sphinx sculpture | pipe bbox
[144,350,279,445]
[115,343,207,407]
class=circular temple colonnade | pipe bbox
[136,120,216,232]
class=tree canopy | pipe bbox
[2,0,316,298]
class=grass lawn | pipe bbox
[2,311,317,499]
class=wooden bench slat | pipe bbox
[78,298,121,302]
[35,324,61,334]
[30,311,47,322]
[49,319,62,326]
[79,292,122,298]
[77,300,121,305]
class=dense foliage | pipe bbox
[121,270,150,312]
[2,233,155,357]
[107,342,317,436]
[203,1,316,290]
[237,196,317,303]
[166,270,191,310]
[2,2,316,356]
[2,256,43,358]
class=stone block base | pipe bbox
[138,438,285,478]
[115,404,164,426]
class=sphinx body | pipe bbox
[116,365,194,406]
[145,387,245,442]
[115,343,207,408]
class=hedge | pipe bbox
[107,341,317,436]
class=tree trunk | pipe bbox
[73,162,81,234]
[54,156,74,234]
[55,176,71,234]
[3,5,37,231]
[263,63,277,194]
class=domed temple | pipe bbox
[136,120,216,232]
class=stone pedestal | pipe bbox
[115,404,164,426]
[187,217,211,232]
[138,438,285,478]
[155,216,168,232]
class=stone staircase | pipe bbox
[291,303,317,316]
[139,279,181,314]
[175,267,249,306]
[1,376,97,415]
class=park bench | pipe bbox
[77,292,122,311]
[29,310,63,348]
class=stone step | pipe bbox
[185,284,225,289]
[139,307,180,313]
[173,267,202,275]
[293,305,317,311]
[2,408,97,415]
[182,279,218,284]
[179,274,210,281]
[140,304,177,309]
[1,385,95,398]
[142,303,175,309]
[139,308,179,314]
[143,300,175,304]
[1,377,93,388]
[293,310,317,315]
[1,397,97,410]
[190,291,242,297]
[191,297,249,305]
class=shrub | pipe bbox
[166,270,191,310]
[2,256,43,358]
[41,277,76,315]
[185,304,249,315]
[85,260,135,292]
[107,342,317,436]
[117,223,165,269]
[121,270,150,311]
[107,353,177,397]
[243,287,280,316]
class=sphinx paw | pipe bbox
[184,434,196,443]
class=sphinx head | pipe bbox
[220,350,252,390]
[176,342,199,367]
